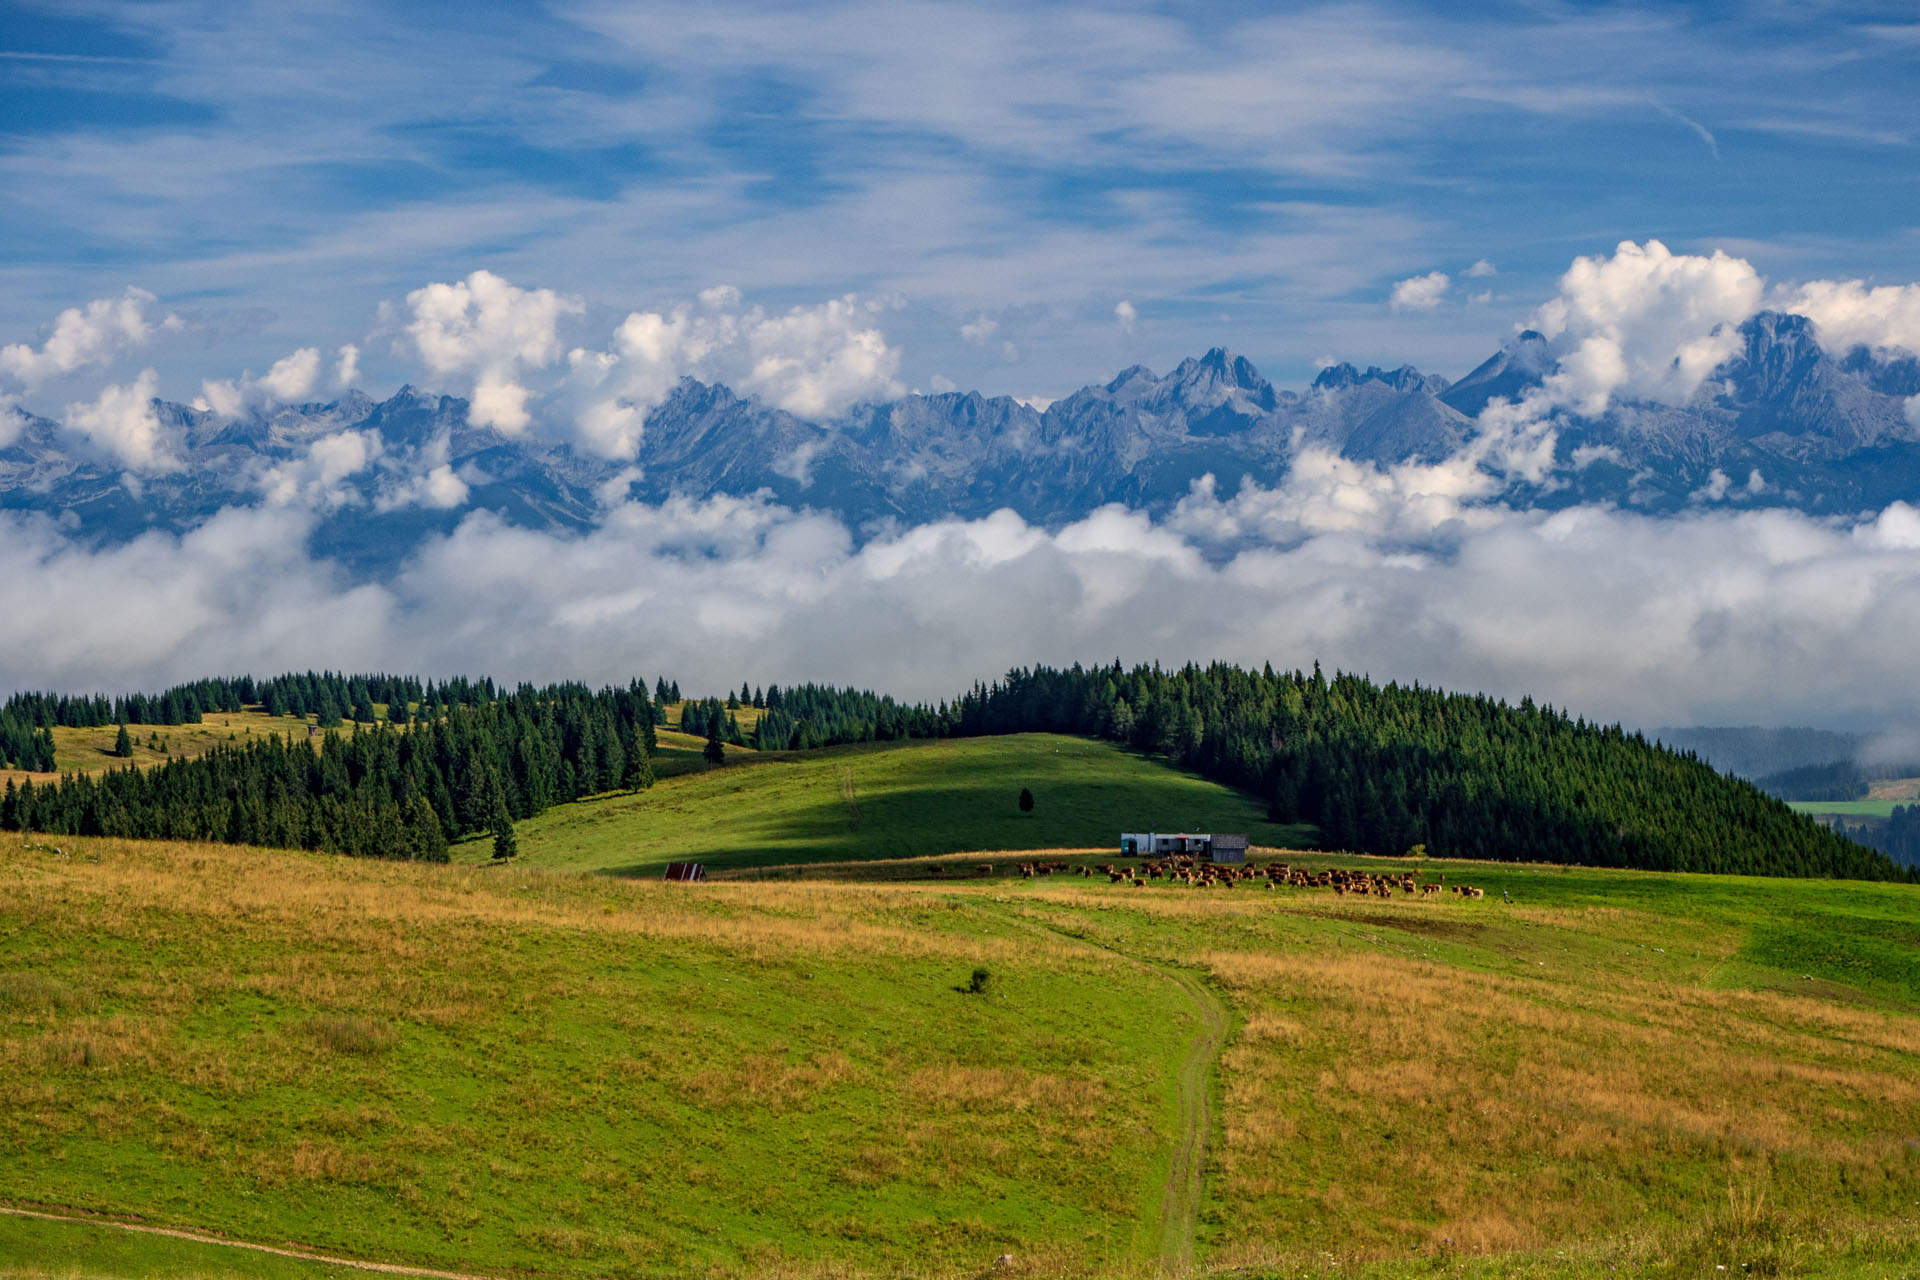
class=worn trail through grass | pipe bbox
[0,1205,497,1280]
[997,905,1227,1271]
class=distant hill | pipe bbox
[1655,725,1865,779]
[8,311,1920,573]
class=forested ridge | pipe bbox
[1,679,657,860]
[0,662,1905,881]
[941,663,1904,880]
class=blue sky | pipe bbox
[3,0,1919,402]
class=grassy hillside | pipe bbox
[1788,799,1902,819]
[0,709,321,787]
[487,734,1313,875]
[0,834,1193,1277]
[3,834,1919,1279]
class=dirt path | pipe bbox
[0,1203,498,1280]
[994,908,1228,1273]
[1150,964,1226,1271]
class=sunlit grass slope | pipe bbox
[0,834,1191,1277]
[4,834,1920,1278]
[0,709,321,787]
[4,836,1920,1279]
[489,733,1313,876]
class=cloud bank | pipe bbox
[5,467,1920,729]
[6,241,1920,729]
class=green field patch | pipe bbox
[1787,799,1901,818]
[496,734,1312,876]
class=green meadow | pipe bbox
[1787,799,1903,819]
[484,733,1313,876]
[4,736,1919,1279]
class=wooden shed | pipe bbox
[662,861,706,883]
[1209,834,1249,863]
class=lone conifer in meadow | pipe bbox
[1019,787,1034,813]
[704,725,726,766]
[490,803,517,860]
[113,724,133,758]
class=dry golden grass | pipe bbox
[0,709,359,787]
[1194,935,1920,1263]
[5,833,1919,1278]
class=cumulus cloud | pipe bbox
[256,429,380,510]
[1114,300,1138,333]
[371,430,471,513]
[334,343,361,390]
[1389,271,1450,310]
[195,346,327,417]
[564,289,902,459]
[0,288,182,390]
[1530,239,1763,417]
[403,270,583,435]
[1465,259,1498,278]
[1779,279,1920,357]
[62,370,180,473]
[260,347,322,402]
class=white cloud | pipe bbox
[0,288,182,390]
[11,480,1920,728]
[1778,279,1920,357]
[260,347,322,402]
[1691,467,1733,503]
[771,438,825,486]
[257,429,380,509]
[959,315,998,344]
[0,396,24,450]
[61,370,180,473]
[403,270,583,434]
[1906,395,1920,429]
[1530,239,1763,416]
[1114,300,1138,333]
[334,343,362,390]
[928,374,957,393]
[1389,270,1450,310]
[743,295,903,420]
[1465,259,1498,278]
[565,290,902,459]
[372,432,471,513]
[194,346,326,417]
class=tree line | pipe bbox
[2,661,1907,881]
[937,662,1905,881]
[1,680,657,861]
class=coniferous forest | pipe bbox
[1,677,657,861]
[0,662,1907,882]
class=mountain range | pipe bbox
[6,310,1919,573]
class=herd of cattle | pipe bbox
[929,858,1488,899]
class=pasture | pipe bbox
[481,734,1313,876]
[3,826,1919,1279]
[0,709,321,787]
[1786,799,1903,819]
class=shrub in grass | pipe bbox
[962,967,993,995]
[304,1015,397,1056]
[0,971,77,1013]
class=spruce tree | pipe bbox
[113,724,133,758]
[490,803,517,860]
[704,724,726,766]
